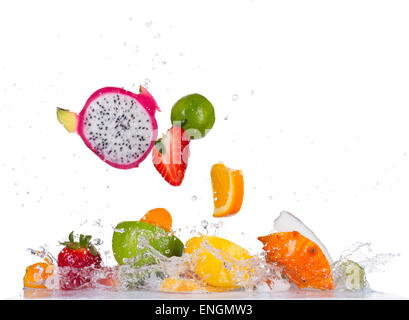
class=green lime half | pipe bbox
[171,93,215,140]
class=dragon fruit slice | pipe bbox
[57,86,160,169]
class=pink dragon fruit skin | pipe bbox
[60,86,160,170]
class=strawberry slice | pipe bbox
[152,126,190,186]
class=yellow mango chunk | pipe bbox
[57,107,78,133]
[185,235,254,289]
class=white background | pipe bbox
[0,0,408,299]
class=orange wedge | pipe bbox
[161,278,234,293]
[211,163,244,217]
[140,208,172,232]
[258,231,333,290]
[23,262,55,289]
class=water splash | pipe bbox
[142,78,150,88]
[25,235,397,295]
[200,220,208,234]
[209,221,223,236]
[336,242,398,273]
[184,238,288,292]
[27,247,56,265]
[332,242,398,292]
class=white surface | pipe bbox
[1,0,409,299]
[15,288,402,300]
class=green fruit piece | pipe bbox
[342,260,368,291]
[112,221,184,268]
[170,93,215,140]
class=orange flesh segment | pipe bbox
[23,262,55,289]
[211,163,244,217]
[160,278,234,293]
[258,231,333,290]
[140,208,172,232]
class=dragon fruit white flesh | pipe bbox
[57,86,160,169]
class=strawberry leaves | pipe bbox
[59,231,98,256]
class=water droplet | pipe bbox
[210,221,223,236]
[191,195,197,201]
[143,78,150,88]
[92,238,103,246]
[232,94,239,101]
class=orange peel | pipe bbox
[140,208,172,232]
[258,231,333,290]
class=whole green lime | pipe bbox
[171,93,215,140]
[112,221,184,268]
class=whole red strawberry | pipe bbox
[58,231,102,290]
[152,126,190,186]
